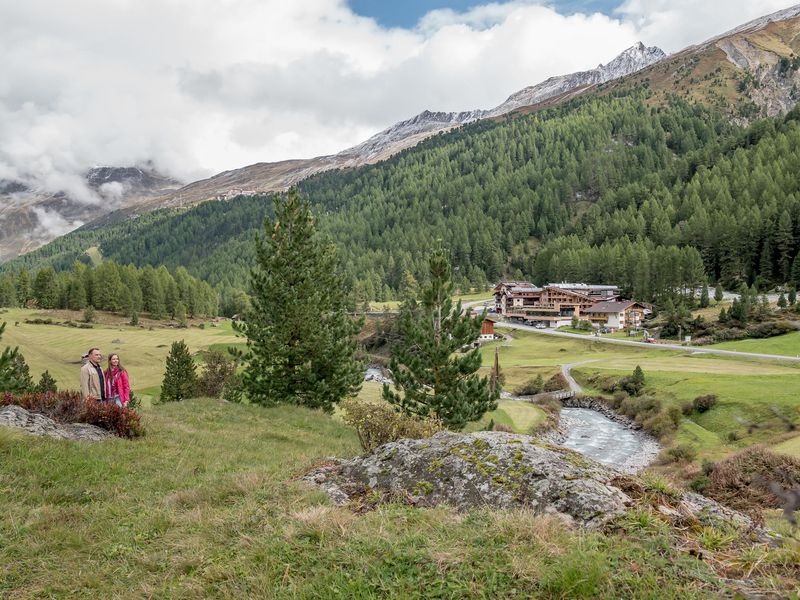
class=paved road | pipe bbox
[494,320,800,363]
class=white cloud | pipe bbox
[0,0,796,207]
[30,207,84,239]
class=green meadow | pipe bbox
[2,399,787,598]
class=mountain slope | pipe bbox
[0,166,180,260]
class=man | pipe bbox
[80,347,106,402]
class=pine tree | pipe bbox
[714,282,724,303]
[699,282,710,308]
[160,340,197,402]
[792,254,800,288]
[778,292,787,309]
[34,370,58,393]
[174,301,188,327]
[0,274,17,307]
[235,189,363,411]
[83,305,96,323]
[789,286,797,306]
[383,248,498,429]
[16,270,31,306]
[0,322,31,393]
[0,331,34,394]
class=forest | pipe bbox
[0,261,218,319]
[3,88,800,309]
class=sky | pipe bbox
[0,0,797,216]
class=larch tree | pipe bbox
[383,247,498,429]
[235,189,363,411]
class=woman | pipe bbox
[105,353,131,408]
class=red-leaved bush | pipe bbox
[0,390,144,438]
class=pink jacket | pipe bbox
[104,367,130,405]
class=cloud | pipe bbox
[30,207,84,239]
[0,0,796,210]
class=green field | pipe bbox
[773,434,800,458]
[0,398,777,598]
[482,329,800,458]
[0,308,240,401]
[706,331,800,356]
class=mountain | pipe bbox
[0,166,180,260]
[123,42,665,217]
[487,43,665,116]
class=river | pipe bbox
[559,407,660,474]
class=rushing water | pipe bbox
[559,407,660,474]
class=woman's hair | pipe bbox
[107,353,126,372]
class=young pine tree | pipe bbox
[34,370,58,393]
[699,282,710,308]
[789,286,797,307]
[383,248,498,429]
[160,340,197,402]
[714,282,724,303]
[235,189,363,411]
[0,322,33,393]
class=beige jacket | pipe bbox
[80,361,103,401]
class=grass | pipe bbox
[706,331,800,356]
[0,308,239,399]
[463,399,545,433]
[0,398,761,597]
[773,435,800,458]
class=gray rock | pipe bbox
[307,431,634,529]
[0,405,111,442]
[306,431,765,535]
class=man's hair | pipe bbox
[88,347,100,355]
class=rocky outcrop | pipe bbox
[0,405,111,442]
[305,431,758,534]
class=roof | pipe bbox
[510,286,543,293]
[547,282,620,291]
[585,301,643,313]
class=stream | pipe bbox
[558,408,660,474]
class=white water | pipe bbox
[559,408,660,474]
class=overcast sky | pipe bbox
[0,0,796,202]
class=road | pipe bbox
[494,320,800,363]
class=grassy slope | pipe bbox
[706,331,800,356]
[0,399,737,598]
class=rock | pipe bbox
[306,431,764,535]
[0,405,111,442]
[307,431,634,529]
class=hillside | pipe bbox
[5,88,800,305]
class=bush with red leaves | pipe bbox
[0,390,144,438]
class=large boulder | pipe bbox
[0,405,111,442]
[306,431,767,535]
[307,431,633,529]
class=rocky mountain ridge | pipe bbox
[0,166,180,260]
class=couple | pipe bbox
[79,347,131,407]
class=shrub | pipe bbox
[198,351,237,398]
[692,394,718,413]
[543,372,568,392]
[664,443,697,463]
[515,374,544,396]
[221,374,244,403]
[493,423,514,433]
[680,401,694,416]
[533,397,562,433]
[701,446,800,514]
[689,474,711,493]
[127,390,141,411]
[608,391,627,409]
[0,390,143,438]
[340,398,444,452]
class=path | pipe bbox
[561,361,595,394]
[494,320,800,362]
